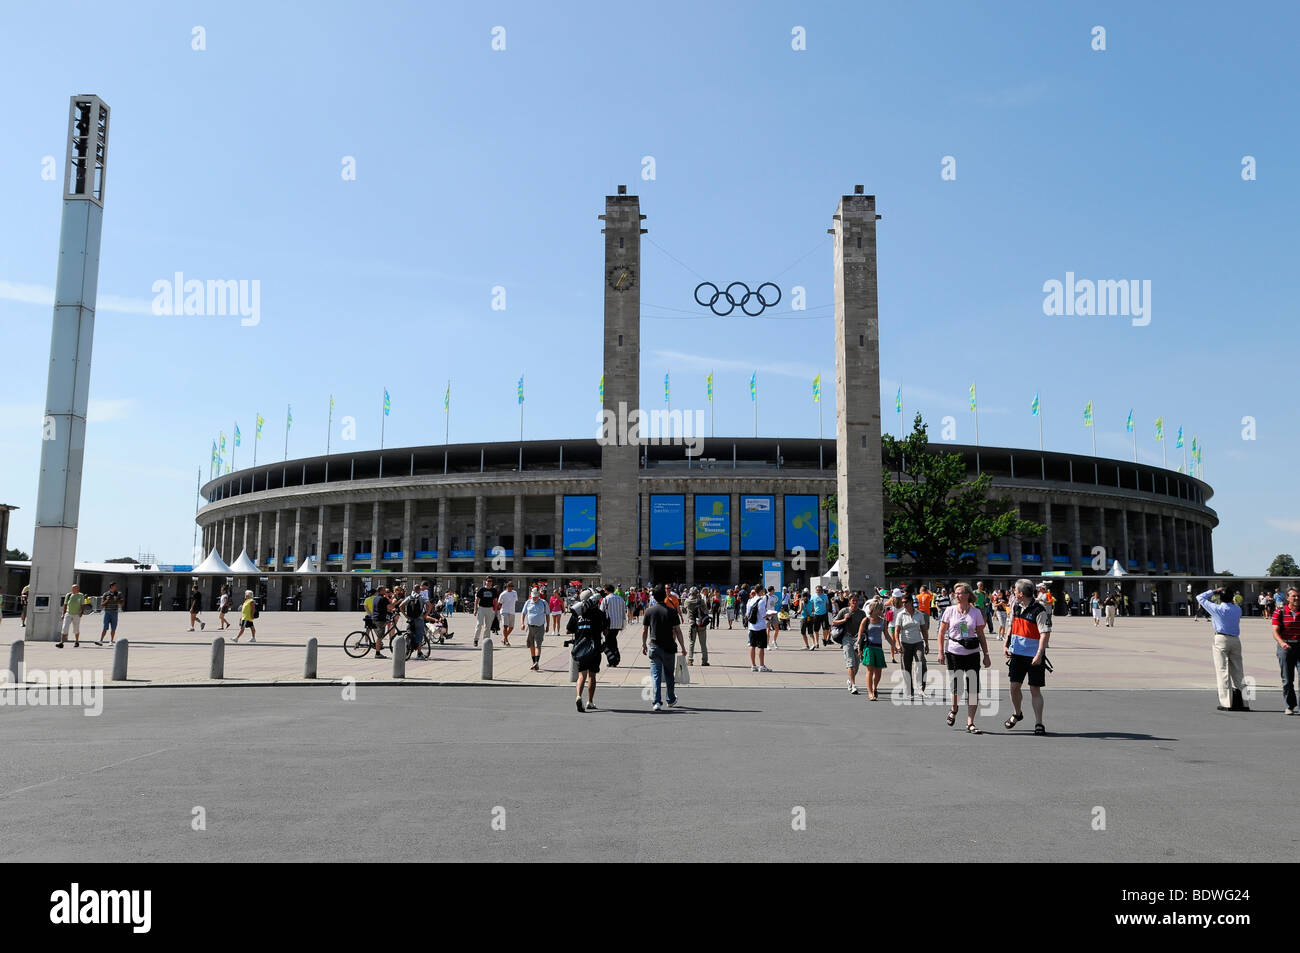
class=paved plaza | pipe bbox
[0,609,1292,693]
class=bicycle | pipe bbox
[344,616,418,660]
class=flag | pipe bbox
[1191,435,1198,455]
[256,414,264,439]
[969,382,976,411]
[517,376,524,405]
[329,394,335,413]
[287,405,293,430]
[1031,392,1039,417]
[445,382,451,412]
[707,372,714,403]
[234,424,241,446]
[383,388,391,416]
[895,386,902,413]
[597,376,604,404]
[1125,409,1133,433]
[664,372,670,404]
[750,372,757,401]
[219,431,226,452]
[211,440,218,463]
[1176,426,1183,449]
[1154,417,1163,441]
[1083,401,1094,426]
[812,373,820,403]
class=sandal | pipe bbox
[1004,712,1024,730]
[1033,724,1046,735]
[966,723,982,734]
[946,709,957,727]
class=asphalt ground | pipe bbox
[1,684,1295,862]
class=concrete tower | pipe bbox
[830,187,884,590]
[29,95,110,641]
[598,186,645,586]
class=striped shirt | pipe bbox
[601,592,627,630]
[1272,606,1300,643]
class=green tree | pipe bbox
[5,547,29,561]
[881,413,1045,576]
[1266,554,1300,577]
[821,494,838,563]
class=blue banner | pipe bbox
[694,494,730,551]
[828,511,838,550]
[740,495,775,551]
[650,494,685,550]
[785,495,819,553]
[563,495,597,551]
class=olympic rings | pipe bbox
[693,281,782,316]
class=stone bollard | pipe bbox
[569,651,578,683]
[392,636,406,678]
[304,638,318,679]
[209,637,225,679]
[675,653,690,685]
[111,639,129,681]
[481,637,493,681]
[6,640,24,683]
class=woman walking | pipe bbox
[859,599,897,700]
[892,594,928,699]
[1090,592,1102,627]
[937,582,991,733]
[548,589,565,635]
[187,584,206,632]
[233,589,257,643]
[218,585,232,631]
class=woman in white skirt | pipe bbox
[1090,592,1103,626]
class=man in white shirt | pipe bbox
[497,581,519,647]
[746,586,772,672]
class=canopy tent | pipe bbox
[816,556,846,591]
[295,555,320,574]
[229,550,260,574]
[193,548,233,575]
[1108,559,1127,577]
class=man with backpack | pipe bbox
[746,585,773,672]
[642,584,688,711]
[402,587,426,658]
[566,588,608,712]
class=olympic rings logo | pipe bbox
[693,281,782,316]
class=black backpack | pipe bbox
[570,607,600,661]
[404,594,423,620]
[747,597,760,626]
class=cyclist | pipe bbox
[371,587,390,659]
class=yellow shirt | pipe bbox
[241,598,255,621]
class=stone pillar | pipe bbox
[437,498,449,574]
[1041,499,1054,574]
[402,499,413,574]
[553,494,565,577]
[831,188,885,592]
[684,492,696,586]
[370,501,381,571]
[473,495,486,574]
[255,513,265,568]
[598,187,643,587]
[272,510,284,571]
[341,501,353,572]
[1120,508,1131,574]
[316,504,326,564]
[1138,507,1150,572]
[291,507,303,570]
[513,495,524,573]
[641,491,652,586]
[1071,501,1082,571]
[729,491,741,586]
[774,492,785,573]
[1154,512,1166,573]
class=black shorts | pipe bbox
[812,613,829,632]
[1007,653,1047,687]
[748,629,769,649]
[577,655,601,674]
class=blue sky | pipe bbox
[1,0,1296,573]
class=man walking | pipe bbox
[641,584,688,711]
[1003,579,1053,734]
[1271,586,1300,715]
[20,583,29,627]
[523,587,549,671]
[684,586,710,666]
[474,575,498,648]
[599,583,626,667]
[97,581,125,645]
[567,588,608,712]
[497,580,518,646]
[1198,586,1248,712]
[57,583,88,648]
[746,585,772,672]
[188,583,206,632]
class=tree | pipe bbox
[5,547,29,561]
[881,413,1046,576]
[1266,554,1300,577]
[821,494,838,563]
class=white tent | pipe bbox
[229,550,260,574]
[1108,559,1127,577]
[817,556,846,590]
[193,548,233,575]
[295,555,320,574]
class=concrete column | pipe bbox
[1155,512,1166,573]
[291,507,303,569]
[272,510,284,570]
[641,491,653,586]
[402,499,414,574]
[1010,526,1023,574]
[1071,501,1082,571]
[553,494,565,577]
[774,492,785,569]
[513,495,524,573]
[831,188,885,591]
[474,495,486,574]
[255,513,265,567]
[1120,508,1131,574]
[371,501,381,571]
[684,492,696,586]
[341,501,353,572]
[316,504,326,564]
[218,520,226,558]
[1139,507,1150,572]
[1041,500,1054,573]
[729,491,740,585]
[436,498,449,574]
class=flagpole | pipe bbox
[327,396,333,458]
[445,380,450,445]
[252,414,259,470]
[232,421,237,471]
[973,381,980,447]
[284,405,290,461]
[1131,426,1137,463]
[754,392,758,438]
[1038,406,1044,451]
[193,467,200,561]
[381,389,386,452]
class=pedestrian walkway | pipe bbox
[1,611,1287,693]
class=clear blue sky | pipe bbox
[1,0,1296,573]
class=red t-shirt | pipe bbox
[1272,607,1300,643]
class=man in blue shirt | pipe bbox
[810,585,831,646]
[1197,587,1249,712]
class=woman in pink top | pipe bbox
[548,591,564,634]
[936,582,991,734]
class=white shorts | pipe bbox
[61,613,82,636]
